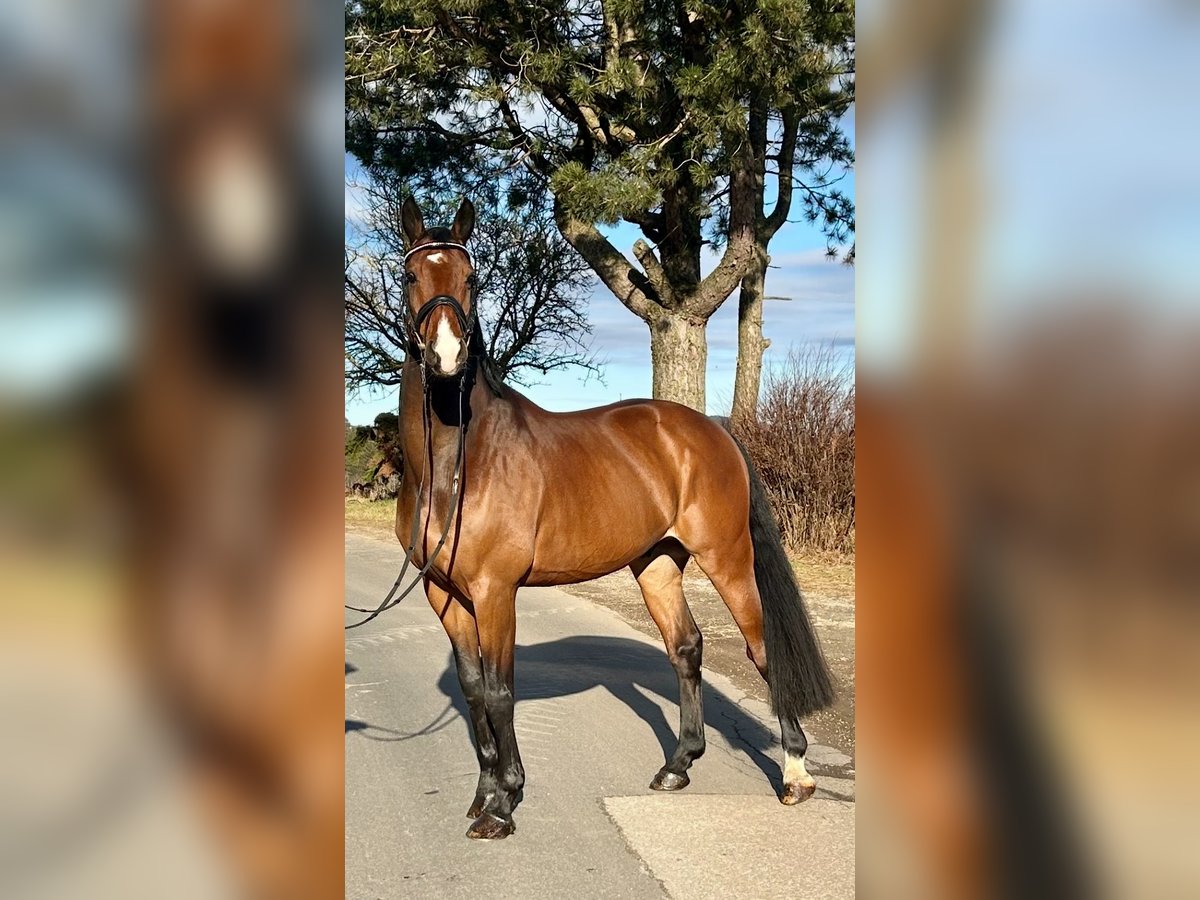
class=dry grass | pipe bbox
[345,497,397,534]
[733,345,856,556]
[789,548,855,600]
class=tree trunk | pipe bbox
[649,313,707,411]
[731,253,769,426]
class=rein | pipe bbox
[344,368,468,628]
[344,240,477,630]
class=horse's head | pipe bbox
[400,196,477,378]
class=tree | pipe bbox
[730,100,854,427]
[345,169,599,392]
[346,0,854,411]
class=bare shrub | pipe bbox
[733,345,855,556]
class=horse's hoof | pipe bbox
[466,812,515,840]
[650,769,690,791]
[780,780,817,805]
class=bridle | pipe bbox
[399,241,479,356]
[345,240,478,629]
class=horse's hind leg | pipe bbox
[693,531,816,804]
[426,581,499,820]
[631,544,705,791]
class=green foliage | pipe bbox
[346,0,854,259]
[344,424,382,486]
[345,412,403,487]
[549,161,657,225]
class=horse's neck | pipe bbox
[398,362,495,477]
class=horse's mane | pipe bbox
[469,321,506,397]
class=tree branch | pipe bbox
[497,93,554,176]
[690,128,760,318]
[632,239,674,306]
[554,198,660,321]
[765,108,801,238]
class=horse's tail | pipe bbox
[736,439,836,720]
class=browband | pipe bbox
[404,241,473,266]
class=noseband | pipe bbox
[401,241,479,354]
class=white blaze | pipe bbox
[432,315,461,373]
[193,132,283,277]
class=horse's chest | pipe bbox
[396,486,529,587]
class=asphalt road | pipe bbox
[346,532,855,899]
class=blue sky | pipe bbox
[857,0,1200,375]
[345,138,856,424]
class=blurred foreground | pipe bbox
[858,1,1200,897]
[1,1,343,897]
[5,0,1200,898]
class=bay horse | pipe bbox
[371,196,834,840]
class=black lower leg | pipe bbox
[481,671,523,818]
[652,630,705,790]
[780,714,808,758]
[451,645,498,818]
[465,661,523,838]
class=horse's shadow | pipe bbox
[347,634,784,792]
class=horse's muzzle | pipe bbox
[423,337,468,377]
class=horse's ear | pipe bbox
[451,198,476,243]
[400,196,425,245]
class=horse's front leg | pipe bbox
[426,581,499,820]
[466,581,522,840]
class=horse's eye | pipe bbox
[466,273,478,288]
[405,271,417,284]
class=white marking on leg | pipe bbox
[432,315,462,373]
[783,751,815,788]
